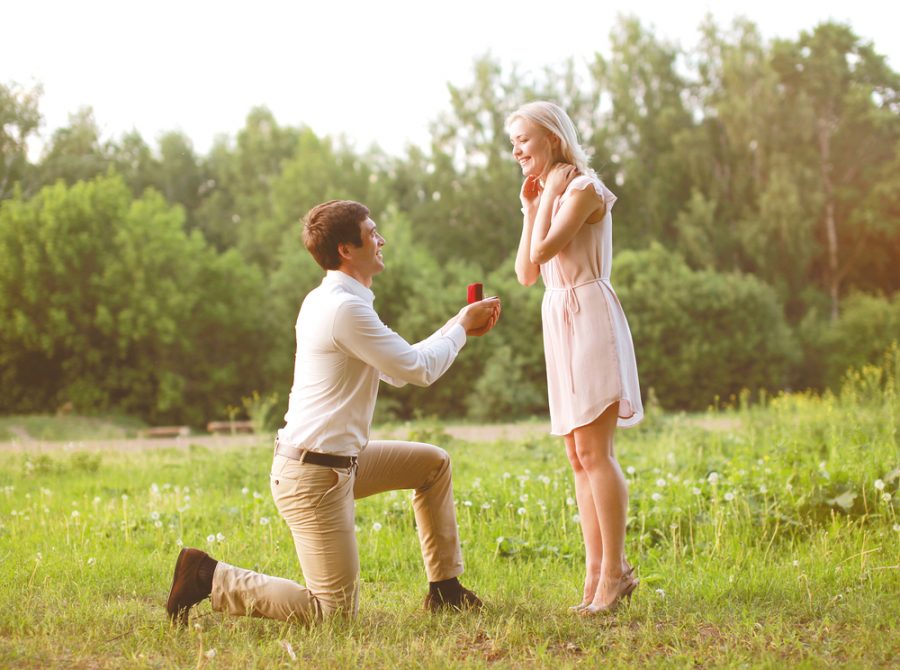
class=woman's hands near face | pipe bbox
[519,175,542,211]
[544,163,577,196]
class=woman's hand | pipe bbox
[544,163,578,197]
[519,175,542,213]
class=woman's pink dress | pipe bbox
[540,174,643,435]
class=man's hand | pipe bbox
[458,297,501,337]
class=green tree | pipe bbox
[0,81,41,200]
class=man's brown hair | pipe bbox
[302,200,370,270]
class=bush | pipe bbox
[614,243,798,410]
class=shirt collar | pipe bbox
[325,270,375,304]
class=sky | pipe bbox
[4,0,897,159]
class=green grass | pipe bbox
[0,362,898,668]
[0,413,146,442]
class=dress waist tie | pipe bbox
[546,277,610,394]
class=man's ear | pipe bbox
[337,242,353,262]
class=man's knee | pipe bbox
[418,444,451,490]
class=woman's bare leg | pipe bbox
[571,403,630,607]
[565,434,603,606]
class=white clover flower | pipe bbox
[882,493,892,502]
[724,492,735,502]
[651,492,662,502]
[372,522,382,532]
[626,466,636,475]
[260,517,270,525]
[655,588,666,598]
[572,514,581,524]
[691,488,702,496]
[216,532,225,542]
[656,478,667,488]
[707,473,720,485]
[874,479,885,491]
[207,534,216,543]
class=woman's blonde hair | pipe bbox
[506,101,594,176]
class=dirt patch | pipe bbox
[0,423,551,453]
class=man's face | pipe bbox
[344,217,385,280]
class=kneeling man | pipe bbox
[166,200,501,624]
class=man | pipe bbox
[166,200,501,624]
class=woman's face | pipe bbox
[509,117,558,178]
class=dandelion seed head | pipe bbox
[372,522,382,532]
[691,488,702,496]
[882,493,892,502]
[566,496,575,506]
[519,494,529,503]
[517,507,527,515]
[71,510,80,518]
[151,511,160,521]
[205,649,216,659]
[707,472,719,485]
[154,520,163,528]
[572,514,581,524]
[216,532,225,542]
[655,588,666,598]
[87,557,96,566]
[260,517,270,525]
[207,534,216,543]
[724,492,735,502]
[626,466,636,475]
[874,479,885,491]
[481,502,491,510]
[651,492,662,502]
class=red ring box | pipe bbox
[467,283,483,304]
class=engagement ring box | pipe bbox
[467,283,483,304]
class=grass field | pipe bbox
[1,358,898,668]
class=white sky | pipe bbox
[3,0,897,159]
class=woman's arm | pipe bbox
[514,175,542,286]
[530,167,606,265]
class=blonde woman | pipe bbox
[508,101,643,614]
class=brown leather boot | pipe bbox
[165,548,217,626]
[424,577,484,612]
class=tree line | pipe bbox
[1,17,898,426]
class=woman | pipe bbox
[508,101,643,614]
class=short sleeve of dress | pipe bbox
[565,174,617,213]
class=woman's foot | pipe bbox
[569,573,600,611]
[579,566,638,616]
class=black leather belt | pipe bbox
[275,441,357,469]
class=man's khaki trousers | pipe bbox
[210,440,463,622]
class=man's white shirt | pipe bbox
[277,270,467,456]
